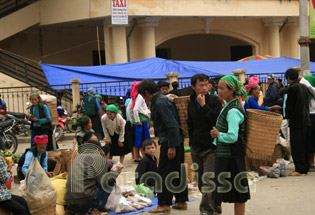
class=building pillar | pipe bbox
[165,72,180,91]
[112,26,128,64]
[263,18,284,57]
[287,17,300,59]
[139,17,160,59]
[103,19,114,65]
[70,78,80,112]
[232,69,247,84]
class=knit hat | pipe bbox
[267,73,275,79]
[34,135,48,145]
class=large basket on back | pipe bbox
[174,96,190,138]
[245,109,283,160]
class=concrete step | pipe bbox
[17,132,76,144]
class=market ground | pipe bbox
[11,136,315,215]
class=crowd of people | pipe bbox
[0,68,314,215]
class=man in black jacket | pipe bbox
[264,73,280,107]
[188,74,222,215]
[138,79,188,213]
[285,68,311,176]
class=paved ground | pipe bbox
[10,136,315,215]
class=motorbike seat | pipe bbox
[6,112,26,119]
[0,119,13,129]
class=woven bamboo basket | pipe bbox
[245,109,283,160]
[32,202,56,215]
[184,152,194,182]
[174,96,190,138]
[47,103,58,126]
[59,149,74,172]
[0,207,12,215]
[48,151,62,175]
[271,144,285,164]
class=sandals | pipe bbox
[288,171,306,176]
[149,205,171,213]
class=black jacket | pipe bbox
[187,93,222,152]
[264,81,279,106]
[151,93,183,147]
[135,154,158,187]
[285,80,311,129]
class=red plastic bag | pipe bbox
[5,176,13,189]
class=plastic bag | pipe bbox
[133,194,153,206]
[50,172,68,205]
[115,196,137,214]
[19,158,57,213]
[106,187,123,211]
[269,163,280,178]
[119,185,136,197]
[134,183,154,199]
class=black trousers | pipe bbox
[157,143,188,206]
[0,194,30,215]
[290,126,311,174]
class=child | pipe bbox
[135,139,158,188]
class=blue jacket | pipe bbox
[151,93,183,147]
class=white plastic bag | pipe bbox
[19,158,57,213]
[115,196,136,214]
[106,187,123,211]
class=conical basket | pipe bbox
[245,109,283,160]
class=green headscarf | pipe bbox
[303,75,315,101]
[95,94,102,100]
[106,104,120,114]
[30,92,43,107]
[220,75,248,99]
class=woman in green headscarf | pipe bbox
[27,92,54,150]
[210,75,250,215]
[101,104,130,164]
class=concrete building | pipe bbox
[0,0,311,87]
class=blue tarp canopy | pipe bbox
[41,57,315,95]
[41,57,220,86]
[176,57,315,75]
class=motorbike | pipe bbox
[53,106,68,142]
[0,118,18,153]
[6,112,31,135]
[65,104,83,133]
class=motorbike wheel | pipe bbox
[66,118,81,133]
[54,125,64,143]
[3,132,18,153]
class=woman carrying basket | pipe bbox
[210,75,250,215]
[27,92,54,151]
